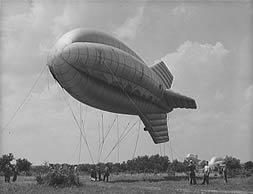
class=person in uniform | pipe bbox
[188,160,197,185]
[90,167,96,181]
[201,161,210,185]
[97,166,102,181]
[222,164,228,183]
[103,166,110,182]
[4,164,11,183]
[12,166,18,182]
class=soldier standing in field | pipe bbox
[222,164,228,183]
[4,164,11,183]
[188,160,197,185]
[97,166,102,181]
[201,161,210,185]
[103,166,110,182]
[12,166,18,182]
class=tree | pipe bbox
[224,156,241,170]
[16,158,32,172]
[244,161,253,170]
[120,161,127,172]
[0,153,14,171]
[168,159,187,173]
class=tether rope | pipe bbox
[78,103,82,163]
[103,119,138,162]
[168,115,174,161]
[132,119,141,159]
[101,113,104,151]
[117,115,119,162]
[1,65,47,132]
[96,110,101,163]
[59,88,95,164]
[98,115,117,163]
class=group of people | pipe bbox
[3,164,19,183]
[188,160,228,185]
[90,166,110,182]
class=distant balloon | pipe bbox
[48,28,197,144]
[186,153,199,163]
[209,156,225,167]
[186,153,198,160]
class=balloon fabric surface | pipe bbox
[47,28,197,144]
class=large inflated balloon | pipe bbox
[47,28,197,144]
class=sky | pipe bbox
[0,0,252,165]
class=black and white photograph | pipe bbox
[0,0,252,193]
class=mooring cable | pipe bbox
[59,88,95,164]
[2,65,47,132]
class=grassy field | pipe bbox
[1,174,253,194]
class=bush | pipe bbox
[36,165,80,187]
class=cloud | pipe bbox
[114,6,144,42]
[162,41,229,96]
[167,41,229,65]
[160,40,253,161]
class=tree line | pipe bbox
[74,155,253,176]
[1,153,253,176]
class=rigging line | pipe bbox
[96,110,101,163]
[67,135,80,163]
[78,130,82,163]
[104,120,138,162]
[47,67,50,90]
[103,120,132,162]
[103,120,138,162]
[117,115,119,162]
[166,141,174,161]
[101,113,104,147]
[62,89,94,164]
[80,116,86,162]
[81,105,88,137]
[60,88,95,164]
[97,113,105,163]
[167,115,173,161]
[169,141,174,161]
[170,141,174,160]
[78,103,82,163]
[98,115,117,163]
[79,103,88,163]
[132,119,141,159]
[120,121,138,141]
[164,143,166,157]
[2,65,47,132]
[103,116,117,141]
[159,144,162,156]
[81,104,88,137]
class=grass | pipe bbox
[1,174,253,194]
